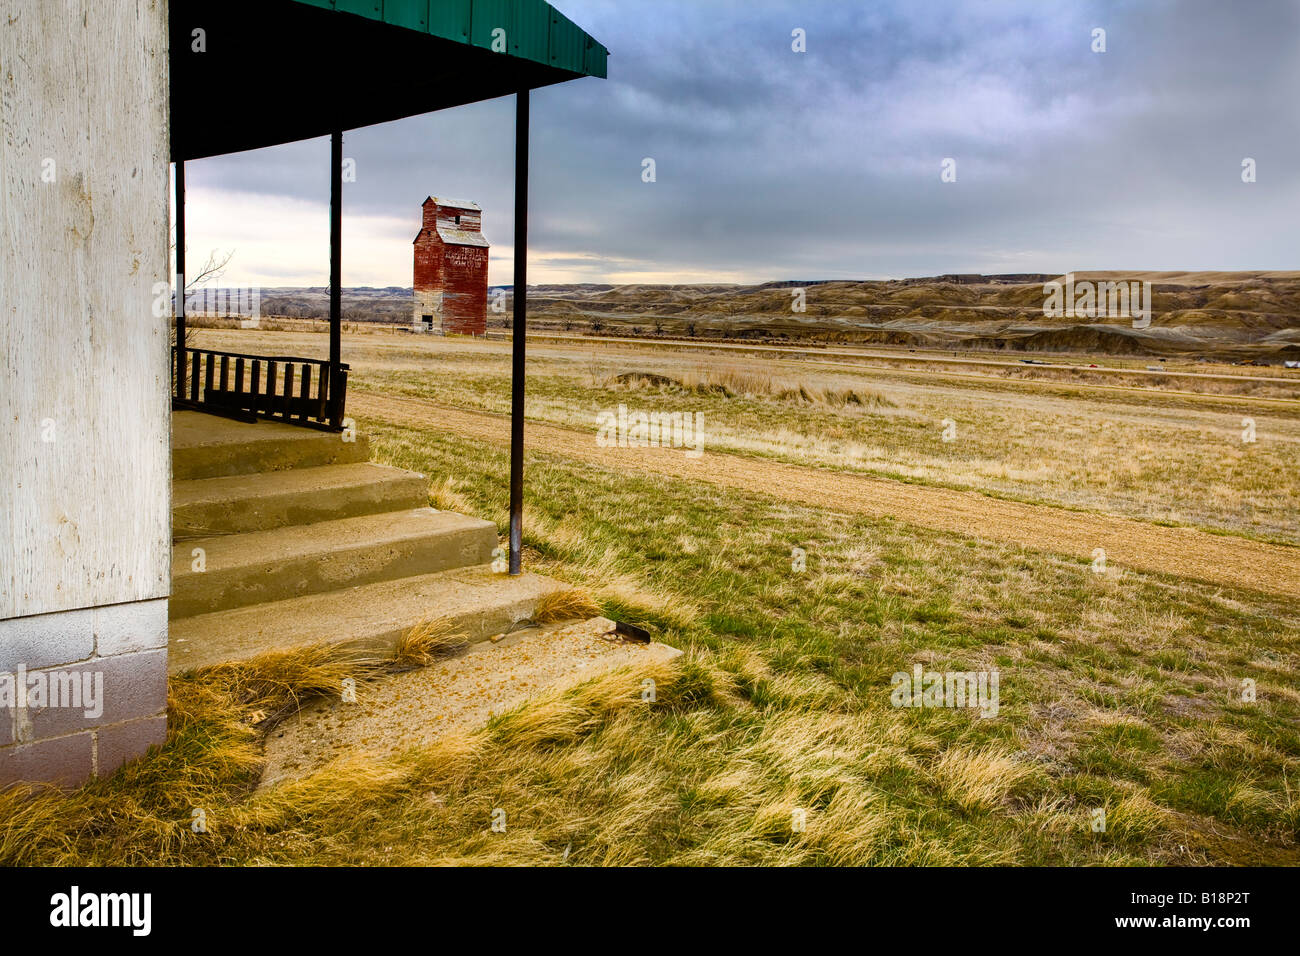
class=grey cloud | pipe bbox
[185,0,1300,283]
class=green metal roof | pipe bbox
[170,0,608,161]
[294,0,607,76]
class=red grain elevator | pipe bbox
[412,196,489,335]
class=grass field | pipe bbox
[332,328,1300,544]
[3,326,1297,866]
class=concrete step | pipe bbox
[170,508,498,618]
[168,565,560,674]
[172,410,370,480]
[173,462,428,537]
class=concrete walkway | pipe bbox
[258,617,682,789]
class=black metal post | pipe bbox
[508,90,529,575]
[175,160,187,399]
[329,130,343,427]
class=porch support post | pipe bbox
[175,160,186,399]
[508,89,529,575]
[329,130,343,427]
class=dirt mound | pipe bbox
[610,371,677,387]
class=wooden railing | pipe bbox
[172,347,348,431]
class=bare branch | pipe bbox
[169,242,235,294]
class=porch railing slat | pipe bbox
[265,360,278,418]
[250,360,261,415]
[297,364,312,422]
[281,360,294,420]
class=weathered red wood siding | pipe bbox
[412,197,489,335]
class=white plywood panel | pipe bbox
[0,1,171,618]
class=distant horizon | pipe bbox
[190,268,1300,295]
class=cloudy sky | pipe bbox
[179,0,1300,288]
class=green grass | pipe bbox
[368,420,1300,863]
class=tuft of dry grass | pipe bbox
[931,745,1039,814]
[427,474,475,514]
[770,382,895,408]
[514,508,701,630]
[394,615,471,666]
[533,586,603,624]
[1107,793,1173,839]
[193,643,387,724]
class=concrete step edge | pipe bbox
[173,463,430,536]
[167,565,559,674]
[170,508,498,617]
[172,411,372,479]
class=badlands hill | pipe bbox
[252,272,1300,361]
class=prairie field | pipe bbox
[4,325,1298,866]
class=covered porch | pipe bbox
[169,0,610,570]
[2,0,614,790]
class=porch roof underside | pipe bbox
[170,0,608,161]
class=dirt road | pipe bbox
[351,392,1300,599]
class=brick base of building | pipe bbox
[0,598,168,790]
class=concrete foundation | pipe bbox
[0,599,168,789]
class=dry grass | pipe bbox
[394,615,471,666]
[427,474,476,514]
[608,366,896,408]
[191,642,388,725]
[496,506,702,631]
[12,325,1295,867]
[932,745,1039,814]
[0,641,698,865]
[533,586,603,624]
[995,363,1300,400]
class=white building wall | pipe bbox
[0,1,171,620]
[0,0,171,787]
